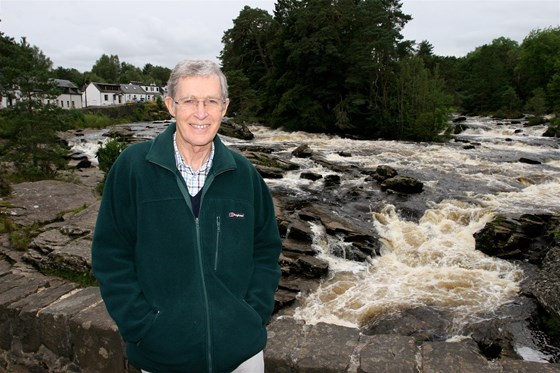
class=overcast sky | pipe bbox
[0,0,558,73]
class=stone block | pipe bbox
[8,279,79,353]
[37,287,102,358]
[296,322,360,372]
[358,335,418,373]
[500,359,560,372]
[69,300,125,372]
[0,273,49,351]
[422,340,497,373]
[0,273,25,295]
[0,260,11,275]
[265,317,307,373]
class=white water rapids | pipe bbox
[69,117,560,358]
[241,118,558,331]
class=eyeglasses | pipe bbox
[173,97,225,112]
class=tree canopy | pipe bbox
[220,0,451,140]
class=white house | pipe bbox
[83,82,123,107]
[138,83,164,102]
[1,79,83,110]
[48,79,83,109]
[120,83,147,103]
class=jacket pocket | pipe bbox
[137,304,207,365]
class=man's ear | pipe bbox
[164,96,176,117]
[222,98,230,116]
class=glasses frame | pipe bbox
[172,96,227,112]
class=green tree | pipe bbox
[220,6,274,120]
[52,66,85,87]
[394,56,451,140]
[525,87,547,115]
[548,72,560,113]
[0,34,69,180]
[96,137,127,193]
[142,63,171,86]
[261,0,412,137]
[119,62,144,83]
[460,37,519,114]
[91,54,121,83]
[516,27,560,107]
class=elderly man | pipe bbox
[92,59,282,373]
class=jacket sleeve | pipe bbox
[245,174,282,324]
[91,148,157,343]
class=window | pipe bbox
[104,94,109,101]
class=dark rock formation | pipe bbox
[380,175,424,194]
[292,144,313,158]
[219,117,254,140]
[474,214,559,264]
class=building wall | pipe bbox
[84,84,122,107]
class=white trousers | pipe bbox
[141,350,264,373]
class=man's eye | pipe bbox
[183,99,195,105]
[207,99,220,106]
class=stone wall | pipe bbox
[1,253,559,372]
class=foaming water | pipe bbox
[67,118,560,339]
[293,201,523,330]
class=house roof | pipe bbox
[120,83,146,94]
[91,82,122,93]
[52,79,78,89]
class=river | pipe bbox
[67,116,560,361]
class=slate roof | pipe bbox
[120,83,146,94]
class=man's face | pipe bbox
[165,75,229,154]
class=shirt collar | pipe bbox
[173,132,215,174]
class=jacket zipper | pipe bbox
[195,218,213,373]
[214,216,221,271]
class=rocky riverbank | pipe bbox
[1,119,560,371]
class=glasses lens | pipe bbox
[176,97,223,111]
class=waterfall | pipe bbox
[67,116,560,341]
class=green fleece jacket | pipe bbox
[92,123,282,373]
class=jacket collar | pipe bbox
[145,121,237,175]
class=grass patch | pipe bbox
[42,267,98,287]
[8,222,41,251]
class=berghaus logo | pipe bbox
[228,212,245,219]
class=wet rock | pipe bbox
[474,214,558,264]
[543,126,560,138]
[373,165,398,182]
[296,322,360,372]
[453,116,468,123]
[292,144,313,158]
[422,340,497,372]
[519,157,542,165]
[359,335,418,373]
[363,307,453,342]
[285,219,314,243]
[380,175,424,194]
[2,181,97,227]
[282,239,317,256]
[324,174,341,188]
[243,150,299,180]
[475,214,560,329]
[534,246,560,319]
[219,118,254,140]
[300,172,322,181]
[104,126,135,141]
[296,255,329,278]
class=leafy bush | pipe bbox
[96,137,127,194]
[97,137,127,174]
